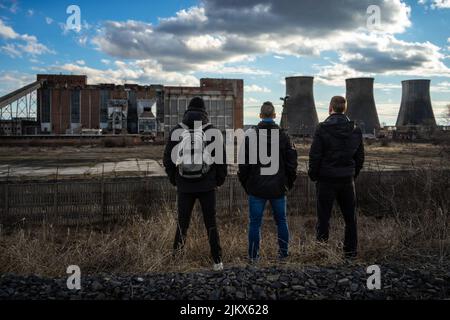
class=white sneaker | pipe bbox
[213,262,224,271]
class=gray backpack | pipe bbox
[176,123,212,179]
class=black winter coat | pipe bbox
[308,113,365,182]
[238,121,298,199]
[163,108,228,193]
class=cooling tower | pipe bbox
[345,78,380,135]
[396,80,436,127]
[284,76,319,136]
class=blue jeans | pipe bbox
[248,195,289,260]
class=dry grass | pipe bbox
[0,204,448,277]
[0,167,448,276]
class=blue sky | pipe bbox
[0,0,449,125]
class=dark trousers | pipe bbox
[316,180,358,256]
[174,190,222,264]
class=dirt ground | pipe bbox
[0,141,449,179]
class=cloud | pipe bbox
[27,9,34,17]
[0,0,18,14]
[0,19,54,57]
[419,0,450,9]
[45,17,53,25]
[245,84,271,93]
[1,43,20,57]
[338,34,450,76]
[431,81,450,92]
[93,20,268,74]
[0,71,34,96]
[157,0,410,36]
[374,83,402,92]
[244,97,260,106]
[0,18,18,39]
[93,0,433,78]
[315,63,368,86]
[44,59,199,87]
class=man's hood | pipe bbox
[321,114,355,138]
[182,108,209,128]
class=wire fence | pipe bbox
[1,168,448,227]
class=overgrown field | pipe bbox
[0,199,448,276]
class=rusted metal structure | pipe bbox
[345,78,380,135]
[283,76,318,136]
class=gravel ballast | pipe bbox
[0,264,449,300]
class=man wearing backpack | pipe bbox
[238,102,298,263]
[308,96,365,259]
[163,97,227,271]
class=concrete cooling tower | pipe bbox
[345,78,380,135]
[283,76,319,136]
[396,80,436,127]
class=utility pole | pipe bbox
[280,95,290,130]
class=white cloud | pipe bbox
[27,9,34,17]
[0,19,53,57]
[419,0,450,9]
[0,71,34,96]
[244,97,260,106]
[75,60,85,65]
[431,81,450,92]
[374,83,402,92]
[245,84,271,93]
[45,17,53,25]
[0,19,19,39]
[184,34,225,51]
[90,0,448,81]
[43,59,199,87]
[315,63,369,87]
[1,43,21,57]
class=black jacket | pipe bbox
[163,108,228,193]
[238,121,298,199]
[308,113,365,182]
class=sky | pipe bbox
[0,0,449,125]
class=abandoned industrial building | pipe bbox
[0,74,244,138]
[0,74,448,141]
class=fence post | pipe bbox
[101,165,106,223]
[4,183,8,221]
[53,167,59,222]
[305,161,311,214]
[228,177,234,215]
[4,166,10,219]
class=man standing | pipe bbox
[163,97,227,271]
[308,96,365,258]
[238,102,298,262]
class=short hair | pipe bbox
[330,96,347,113]
[260,101,275,118]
